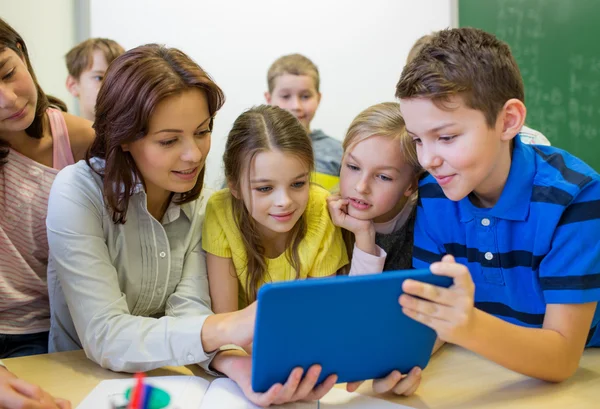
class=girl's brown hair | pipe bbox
[0,17,67,166]
[224,105,314,303]
[88,43,225,223]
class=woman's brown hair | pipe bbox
[88,44,225,223]
[0,17,67,166]
[224,105,314,303]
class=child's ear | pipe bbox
[16,42,26,63]
[228,180,240,199]
[500,98,526,142]
[404,174,420,197]
[66,75,80,98]
[264,92,272,104]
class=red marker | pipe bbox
[128,372,145,409]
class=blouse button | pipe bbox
[159,251,166,258]
[484,252,494,261]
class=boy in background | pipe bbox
[65,38,124,121]
[265,54,343,191]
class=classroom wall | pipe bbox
[89,0,454,188]
[1,1,455,188]
[0,0,78,113]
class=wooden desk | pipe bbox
[5,345,600,408]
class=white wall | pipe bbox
[0,0,77,112]
[90,0,452,189]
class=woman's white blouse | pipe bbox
[46,159,215,373]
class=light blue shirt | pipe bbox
[310,129,343,176]
[46,159,216,372]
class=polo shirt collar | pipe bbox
[459,135,534,222]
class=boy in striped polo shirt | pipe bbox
[395,28,599,382]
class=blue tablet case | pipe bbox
[251,269,453,393]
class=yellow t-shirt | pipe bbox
[202,184,348,308]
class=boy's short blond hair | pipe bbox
[396,28,524,128]
[267,53,320,93]
[66,38,125,79]
[406,33,435,64]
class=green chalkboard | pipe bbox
[459,0,600,171]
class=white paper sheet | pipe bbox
[77,376,210,409]
[77,376,416,409]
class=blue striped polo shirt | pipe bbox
[413,136,600,346]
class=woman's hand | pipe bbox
[211,351,337,407]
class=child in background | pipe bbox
[406,32,551,146]
[397,27,600,382]
[65,38,124,121]
[0,16,94,409]
[265,54,343,191]
[203,105,348,310]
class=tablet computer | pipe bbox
[251,269,453,393]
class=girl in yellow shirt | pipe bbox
[203,105,348,311]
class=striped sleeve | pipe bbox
[539,180,600,304]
